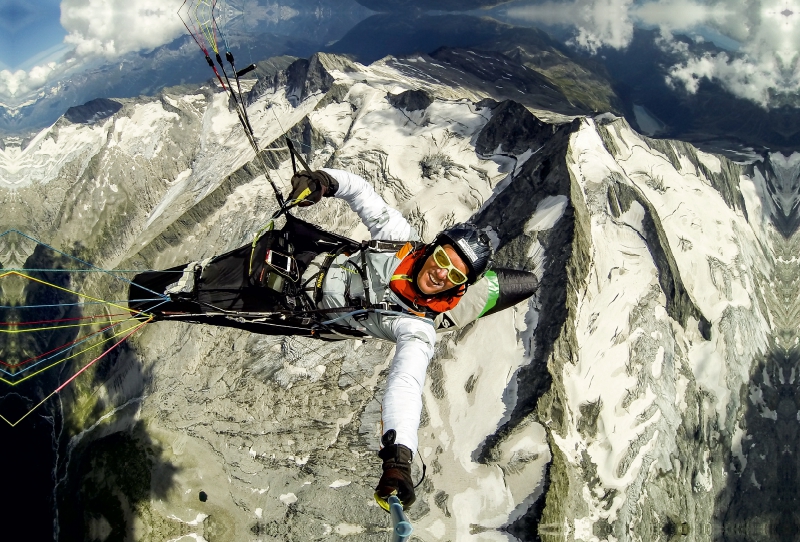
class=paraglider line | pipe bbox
[0,316,140,334]
[1,268,183,273]
[0,317,151,427]
[212,0,230,51]
[0,230,171,298]
[1,270,142,315]
[0,265,162,373]
[177,1,293,220]
[211,0,222,51]
[178,1,227,89]
[126,296,170,320]
[1,298,165,310]
[0,317,139,370]
[193,0,218,54]
[1,311,134,327]
[0,315,151,376]
[0,318,148,387]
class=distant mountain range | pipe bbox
[3,12,799,159]
[0,0,371,139]
[354,0,509,10]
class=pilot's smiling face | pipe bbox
[416,244,468,295]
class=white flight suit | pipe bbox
[317,168,435,453]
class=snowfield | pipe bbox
[0,51,793,542]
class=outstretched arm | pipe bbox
[374,316,435,510]
[321,168,418,242]
[382,316,436,453]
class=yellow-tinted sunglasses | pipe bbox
[432,245,468,285]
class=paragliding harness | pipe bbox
[244,218,434,331]
[147,12,454,338]
[132,222,433,340]
[129,139,440,340]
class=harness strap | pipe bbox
[368,239,423,253]
[309,239,434,321]
[359,241,372,309]
[313,245,348,304]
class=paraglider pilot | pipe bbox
[288,168,494,511]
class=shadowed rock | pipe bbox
[64,98,122,125]
[388,89,433,111]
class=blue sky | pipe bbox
[0,0,795,133]
[0,0,66,70]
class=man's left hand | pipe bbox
[288,170,338,206]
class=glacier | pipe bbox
[0,48,795,542]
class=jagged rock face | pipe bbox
[0,49,796,542]
[63,98,124,125]
[388,89,433,112]
[536,115,781,541]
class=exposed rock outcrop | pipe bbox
[388,89,433,112]
[0,47,794,542]
[63,98,123,125]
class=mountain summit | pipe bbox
[0,47,795,541]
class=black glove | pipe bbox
[288,170,338,207]
[375,430,416,509]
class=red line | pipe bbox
[52,321,148,395]
[0,320,133,369]
[211,65,227,90]
[0,313,130,327]
[179,7,227,91]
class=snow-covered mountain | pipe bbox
[0,47,795,541]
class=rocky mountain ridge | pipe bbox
[0,47,795,542]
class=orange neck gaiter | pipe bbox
[388,247,464,314]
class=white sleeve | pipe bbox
[321,168,417,241]
[381,316,436,452]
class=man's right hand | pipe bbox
[288,170,338,207]
[375,460,416,510]
[375,432,416,510]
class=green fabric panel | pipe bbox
[478,270,500,318]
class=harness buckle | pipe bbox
[353,311,370,322]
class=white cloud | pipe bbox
[61,0,185,58]
[508,0,800,108]
[0,63,61,102]
[645,2,746,48]
[635,1,707,29]
[666,51,783,107]
[659,0,800,108]
[4,0,800,112]
[0,1,187,106]
[507,0,635,53]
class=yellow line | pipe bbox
[1,318,152,427]
[195,0,219,54]
[1,270,156,319]
[0,317,149,386]
[0,317,140,334]
[11,271,133,314]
